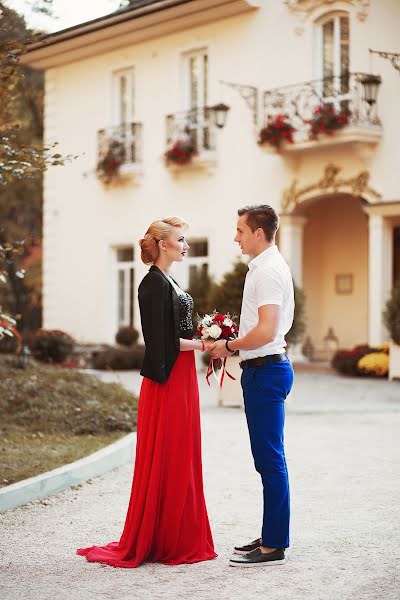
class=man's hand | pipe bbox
[209,339,230,359]
[202,339,216,352]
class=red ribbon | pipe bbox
[206,357,236,388]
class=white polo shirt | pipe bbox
[238,245,294,360]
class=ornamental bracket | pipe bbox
[220,80,259,124]
[369,49,400,74]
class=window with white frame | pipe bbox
[112,67,135,126]
[109,67,141,164]
[187,239,209,289]
[315,13,350,98]
[172,238,209,291]
[182,50,212,152]
[186,50,208,110]
[114,246,135,328]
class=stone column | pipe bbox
[278,214,307,287]
[279,214,307,364]
[368,214,393,345]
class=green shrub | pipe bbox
[286,282,306,347]
[92,345,145,370]
[187,268,214,318]
[208,260,248,321]
[383,284,400,344]
[115,325,139,347]
[29,329,75,363]
[0,331,20,353]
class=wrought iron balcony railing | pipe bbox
[166,107,217,154]
[97,122,143,167]
[262,73,381,144]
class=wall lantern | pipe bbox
[359,73,382,106]
[211,103,230,128]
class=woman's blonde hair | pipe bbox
[139,216,188,265]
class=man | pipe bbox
[209,204,295,567]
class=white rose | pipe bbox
[201,327,211,339]
[223,318,233,326]
[208,324,222,339]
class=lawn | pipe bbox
[0,355,138,487]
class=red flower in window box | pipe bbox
[258,114,296,150]
[97,139,126,183]
[164,138,198,166]
[305,102,351,139]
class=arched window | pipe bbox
[315,13,350,97]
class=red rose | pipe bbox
[221,325,233,339]
[213,314,225,324]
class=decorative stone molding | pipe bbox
[282,163,381,212]
[284,1,370,34]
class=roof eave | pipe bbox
[22,0,260,69]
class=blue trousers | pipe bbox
[241,358,294,548]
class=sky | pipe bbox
[5,0,121,33]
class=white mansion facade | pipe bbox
[24,0,400,354]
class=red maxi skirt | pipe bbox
[76,351,217,567]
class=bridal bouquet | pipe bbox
[196,310,238,387]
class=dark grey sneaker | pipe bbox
[233,538,262,555]
[229,547,285,568]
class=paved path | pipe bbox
[1,367,399,600]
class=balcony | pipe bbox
[97,123,143,184]
[165,107,218,172]
[262,73,382,155]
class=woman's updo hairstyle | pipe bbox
[139,216,188,265]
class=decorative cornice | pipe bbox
[282,163,381,212]
[284,1,370,34]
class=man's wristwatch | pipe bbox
[225,339,235,354]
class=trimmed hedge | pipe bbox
[92,344,145,370]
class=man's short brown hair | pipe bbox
[237,204,279,242]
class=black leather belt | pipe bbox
[239,353,288,369]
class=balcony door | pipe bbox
[183,50,210,152]
[316,14,349,99]
[113,67,135,126]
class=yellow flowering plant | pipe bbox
[357,352,389,377]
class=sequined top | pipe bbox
[166,275,194,338]
[177,291,194,337]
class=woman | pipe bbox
[76,216,217,568]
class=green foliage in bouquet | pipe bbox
[383,284,400,345]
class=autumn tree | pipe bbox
[0,1,67,344]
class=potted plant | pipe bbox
[97,139,126,183]
[383,284,400,380]
[164,138,197,166]
[258,114,296,151]
[306,102,351,139]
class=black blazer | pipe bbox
[138,265,186,383]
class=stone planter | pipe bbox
[217,355,243,407]
[389,342,400,381]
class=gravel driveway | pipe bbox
[1,368,399,600]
